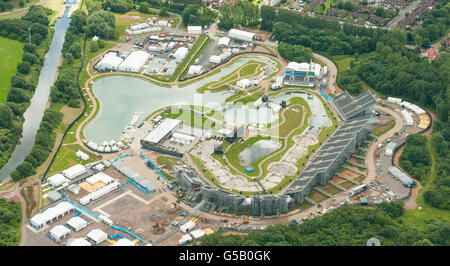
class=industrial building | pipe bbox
[228,29,256,42]
[284,61,322,87]
[284,90,377,204]
[118,51,151,72]
[112,160,157,192]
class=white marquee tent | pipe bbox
[174,47,189,63]
[69,238,91,246]
[118,51,150,73]
[112,238,135,246]
[187,26,202,34]
[87,229,108,245]
[63,164,86,179]
[96,52,124,72]
[49,225,71,241]
[47,174,68,187]
[66,217,88,232]
[228,29,255,42]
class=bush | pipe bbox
[90,41,98,52]
[17,62,31,74]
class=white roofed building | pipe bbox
[188,65,203,75]
[80,181,121,205]
[174,47,189,63]
[86,172,114,186]
[66,217,88,232]
[87,229,108,245]
[178,234,193,245]
[180,221,196,233]
[96,52,124,72]
[228,29,256,42]
[209,55,222,64]
[69,238,91,246]
[190,229,205,240]
[118,51,150,73]
[218,37,230,47]
[187,26,202,34]
[141,118,182,146]
[63,164,86,179]
[49,225,71,241]
[284,61,321,87]
[47,174,68,187]
[112,238,135,246]
[236,79,252,89]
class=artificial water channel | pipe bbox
[84,56,333,145]
[0,6,74,181]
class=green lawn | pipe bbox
[0,37,24,102]
[371,120,395,137]
[45,144,99,177]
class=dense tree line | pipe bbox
[0,199,21,246]
[399,134,432,182]
[218,0,259,30]
[0,0,28,12]
[0,6,50,170]
[181,4,216,27]
[198,202,450,246]
[277,43,313,63]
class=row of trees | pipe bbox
[399,134,432,183]
[0,199,21,246]
[0,6,50,171]
[198,202,450,246]
[0,0,28,12]
[181,4,216,27]
[218,0,259,30]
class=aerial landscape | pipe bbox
[0,0,448,249]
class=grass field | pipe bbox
[46,144,99,177]
[165,109,216,129]
[0,37,24,102]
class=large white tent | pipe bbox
[190,229,205,240]
[228,29,255,42]
[87,229,108,245]
[49,225,71,241]
[218,37,230,48]
[69,238,91,246]
[174,47,189,63]
[187,26,202,34]
[29,202,74,229]
[118,51,150,73]
[236,79,252,89]
[63,164,86,179]
[180,221,196,233]
[178,234,193,245]
[209,55,222,64]
[401,109,414,126]
[80,181,121,205]
[112,238,135,246]
[76,150,90,161]
[86,172,114,186]
[47,174,68,187]
[96,52,124,72]
[66,217,88,232]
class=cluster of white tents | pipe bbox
[178,228,206,245]
[29,202,75,229]
[125,23,162,35]
[87,140,125,153]
[76,150,90,161]
[387,97,426,115]
[209,49,232,64]
[97,51,151,73]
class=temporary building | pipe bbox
[87,229,108,245]
[388,166,414,187]
[158,20,168,27]
[112,238,135,246]
[387,97,402,104]
[80,181,121,205]
[87,141,99,151]
[76,150,90,161]
[236,79,252,89]
[171,132,196,144]
[86,172,114,186]
[29,214,47,229]
[66,217,88,232]
[118,51,150,72]
[130,23,149,31]
[30,202,74,229]
[63,164,87,179]
[209,55,222,64]
[96,52,124,72]
[187,26,202,34]
[401,110,414,126]
[228,29,255,42]
[69,238,91,246]
[384,141,397,156]
[188,65,203,75]
[49,225,71,241]
[218,37,230,47]
[174,47,189,63]
[99,215,113,226]
[190,229,205,240]
[92,35,99,42]
[180,221,196,233]
[94,164,105,171]
[47,174,68,187]
[178,234,193,245]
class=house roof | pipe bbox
[421,47,437,61]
